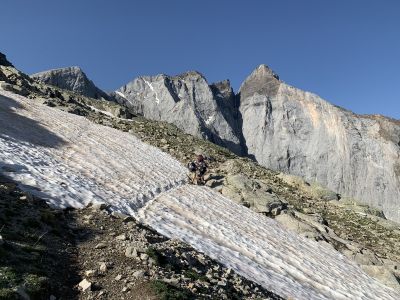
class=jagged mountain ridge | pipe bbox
[31,66,112,101]
[112,72,244,155]
[30,63,400,223]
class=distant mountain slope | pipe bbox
[238,65,400,223]
[113,72,243,154]
[31,66,111,100]
[1,89,399,300]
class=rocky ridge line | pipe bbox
[31,66,112,101]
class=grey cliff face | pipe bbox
[238,65,400,222]
[114,72,243,154]
[31,67,110,100]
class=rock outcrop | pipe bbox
[112,72,243,154]
[238,64,400,222]
[0,52,14,67]
[31,66,111,100]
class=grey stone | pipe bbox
[31,67,111,100]
[133,270,146,278]
[275,213,324,241]
[115,274,123,281]
[140,253,149,261]
[162,277,179,285]
[85,270,96,277]
[223,173,285,214]
[91,202,109,210]
[125,246,138,258]
[94,242,107,249]
[79,278,92,291]
[99,262,107,273]
[217,281,227,286]
[221,186,242,203]
[116,234,127,241]
[111,211,135,222]
[353,249,383,266]
[0,82,29,95]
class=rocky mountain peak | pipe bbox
[257,64,279,77]
[239,64,281,100]
[210,79,234,100]
[0,52,14,67]
[173,70,206,82]
[63,66,83,73]
[32,66,87,81]
[31,66,110,100]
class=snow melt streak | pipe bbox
[0,91,187,212]
[137,185,400,300]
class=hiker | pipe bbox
[187,154,208,185]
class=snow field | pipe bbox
[137,184,400,300]
[0,91,187,212]
[1,89,399,299]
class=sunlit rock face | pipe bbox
[32,66,111,100]
[238,64,400,222]
[114,72,243,155]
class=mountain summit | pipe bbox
[31,66,111,100]
[239,64,281,99]
[112,71,244,155]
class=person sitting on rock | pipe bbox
[187,154,208,185]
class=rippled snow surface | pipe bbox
[1,90,399,299]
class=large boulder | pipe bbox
[222,173,286,215]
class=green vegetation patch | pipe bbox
[146,247,168,266]
[183,269,207,281]
[150,280,193,300]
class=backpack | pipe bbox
[198,162,207,175]
[188,162,197,172]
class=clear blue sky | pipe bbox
[1,0,399,119]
